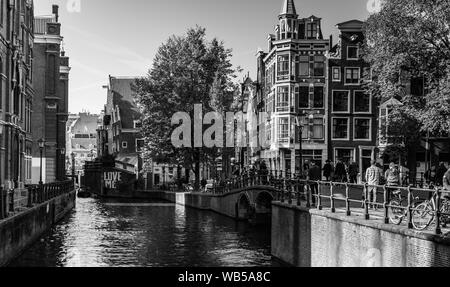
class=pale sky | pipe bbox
[34,0,370,114]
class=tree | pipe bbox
[133,26,240,189]
[363,0,450,170]
[364,0,450,132]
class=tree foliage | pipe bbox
[363,0,450,136]
[133,26,240,186]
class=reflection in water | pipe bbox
[10,198,274,267]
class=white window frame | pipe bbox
[353,117,372,141]
[334,147,356,163]
[311,117,325,140]
[353,90,372,114]
[136,138,144,152]
[122,141,128,149]
[344,67,361,86]
[332,117,350,140]
[332,67,341,82]
[347,45,359,60]
[332,90,350,113]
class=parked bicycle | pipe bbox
[388,188,420,225]
[411,188,450,230]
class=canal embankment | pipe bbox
[0,189,76,266]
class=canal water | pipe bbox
[9,198,274,267]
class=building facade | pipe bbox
[66,112,101,177]
[0,0,35,190]
[32,5,70,184]
[259,0,331,175]
[327,20,377,177]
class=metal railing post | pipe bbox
[435,189,442,235]
[330,182,336,213]
[383,185,389,224]
[296,180,301,206]
[345,182,351,216]
[364,183,370,220]
[407,186,413,229]
[317,181,322,210]
[288,179,293,205]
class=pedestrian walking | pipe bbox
[424,165,437,187]
[365,160,381,209]
[323,160,333,181]
[334,159,347,182]
[348,161,359,184]
[308,162,321,206]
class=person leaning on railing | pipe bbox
[384,162,401,203]
[365,160,381,209]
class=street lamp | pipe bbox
[295,113,315,177]
[38,138,45,185]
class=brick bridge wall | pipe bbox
[272,202,450,267]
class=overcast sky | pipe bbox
[34,0,370,114]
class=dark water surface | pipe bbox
[9,198,274,267]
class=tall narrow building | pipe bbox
[259,0,331,175]
[0,0,35,191]
[32,5,70,183]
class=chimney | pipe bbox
[52,5,59,22]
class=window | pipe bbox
[332,67,341,82]
[313,56,325,77]
[277,55,289,80]
[297,86,309,108]
[345,68,360,85]
[313,86,324,108]
[299,56,309,76]
[354,118,371,140]
[332,91,350,113]
[335,149,354,165]
[136,139,145,152]
[347,46,359,59]
[277,86,289,112]
[122,141,128,149]
[332,118,349,139]
[354,91,371,113]
[134,120,142,129]
[312,118,324,139]
[307,23,317,38]
[278,118,289,140]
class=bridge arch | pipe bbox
[236,194,252,220]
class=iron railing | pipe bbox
[207,171,450,235]
[0,180,75,221]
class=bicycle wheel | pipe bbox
[412,202,434,230]
[389,199,404,225]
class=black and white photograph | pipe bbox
[1,0,450,274]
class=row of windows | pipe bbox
[278,19,320,40]
[332,118,372,141]
[276,117,325,141]
[332,90,371,114]
[273,85,325,112]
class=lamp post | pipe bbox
[295,113,315,177]
[38,139,45,185]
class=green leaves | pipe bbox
[133,26,240,182]
[364,0,450,136]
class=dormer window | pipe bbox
[306,22,317,39]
